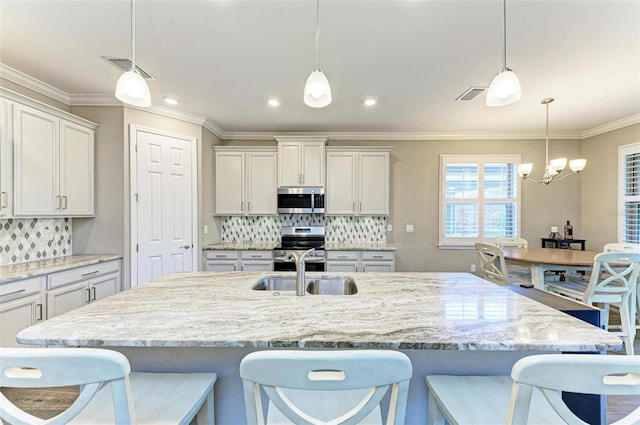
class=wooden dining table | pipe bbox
[502,247,599,289]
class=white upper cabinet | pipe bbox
[0,98,12,217]
[10,95,96,217]
[275,137,325,187]
[326,147,391,216]
[214,147,277,216]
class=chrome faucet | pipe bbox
[283,248,315,296]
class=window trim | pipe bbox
[438,154,521,249]
[618,142,640,243]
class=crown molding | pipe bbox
[0,63,70,104]
[581,113,640,139]
[2,63,636,142]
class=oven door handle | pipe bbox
[274,256,325,263]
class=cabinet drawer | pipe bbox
[326,251,359,261]
[361,251,395,261]
[48,260,120,289]
[240,250,273,260]
[204,250,239,260]
[1,276,44,302]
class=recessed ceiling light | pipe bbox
[163,97,179,105]
[268,98,280,107]
[363,98,377,107]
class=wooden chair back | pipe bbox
[240,350,412,425]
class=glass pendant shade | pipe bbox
[518,163,533,177]
[485,70,521,106]
[115,70,151,107]
[304,69,332,108]
[549,157,567,172]
[569,158,587,173]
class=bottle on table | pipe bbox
[563,220,573,240]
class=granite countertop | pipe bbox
[18,271,621,352]
[202,243,277,251]
[0,254,123,284]
[203,243,396,251]
[324,243,397,251]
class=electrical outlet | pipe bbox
[204,225,209,234]
[405,224,414,233]
[470,264,476,272]
[387,224,393,232]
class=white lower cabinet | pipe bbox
[326,250,395,272]
[46,259,121,319]
[0,276,45,347]
[204,250,273,272]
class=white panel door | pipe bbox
[326,152,356,215]
[278,143,301,186]
[135,128,194,286]
[0,98,12,217]
[247,152,277,215]
[359,152,389,215]
[13,104,59,216]
[214,151,245,215]
[60,121,94,216]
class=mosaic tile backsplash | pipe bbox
[0,218,72,266]
[221,215,387,244]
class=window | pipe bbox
[618,143,640,243]
[439,155,521,247]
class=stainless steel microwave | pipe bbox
[277,187,324,214]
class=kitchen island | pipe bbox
[18,271,621,424]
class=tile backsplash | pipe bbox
[221,215,387,244]
[0,218,72,266]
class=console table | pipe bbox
[541,238,586,250]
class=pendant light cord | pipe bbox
[130,0,136,71]
[501,0,507,71]
[315,0,320,70]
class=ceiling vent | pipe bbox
[101,56,156,80]
[455,86,487,101]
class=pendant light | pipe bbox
[304,0,332,108]
[115,0,151,107]
[518,98,587,185]
[486,0,521,107]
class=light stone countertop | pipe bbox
[0,254,123,284]
[324,243,397,251]
[202,243,277,251]
[18,271,621,352]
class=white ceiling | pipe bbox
[1,0,639,140]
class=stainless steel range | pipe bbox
[273,226,325,272]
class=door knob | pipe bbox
[182,244,191,249]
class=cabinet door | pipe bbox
[215,151,245,215]
[301,142,324,186]
[90,273,121,302]
[205,261,238,272]
[60,120,94,216]
[326,261,359,273]
[246,152,277,215]
[13,104,59,216]
[241,261,273,272]
[361,262,395,272]
[359,152,389,215]
[46,281,88,319]
[0,98,12,217]
[326,152,356,215]
[0,293,43,347]
[278,142,301,186]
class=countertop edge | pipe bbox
[0,254,123,284]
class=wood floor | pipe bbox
[2,338,639,423]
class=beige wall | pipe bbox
[200,128,222,261]
[581,123,640,251]
[1,78,70,111]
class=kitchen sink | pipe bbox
[252,276,358,295]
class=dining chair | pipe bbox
[475,243,511,286]
[604,242,640,330]
[545,251,640,355]
[494,238,531,285]
[0,347,216,425]
[426,353,640,425]
[239,350,412,425]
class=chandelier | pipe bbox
[518,97,586,185]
